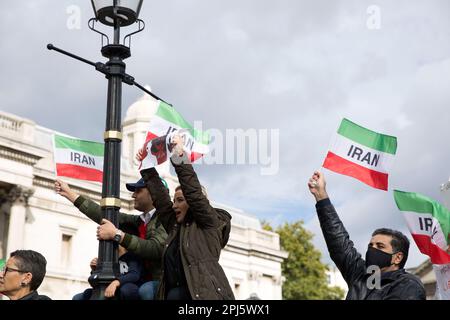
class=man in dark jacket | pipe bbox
[308,171,425,300]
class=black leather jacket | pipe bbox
[316,198,426,300]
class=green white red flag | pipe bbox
[394,190,450,264]
[323,118,397,190]
[394,190,450,299]
[53,134,104,183]
[140,101,210,169]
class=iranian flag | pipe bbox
[394,190,450,299]
[323,118,397,190]
[140,101,210,170]
[53,134,104,183]
[394,190,450,264]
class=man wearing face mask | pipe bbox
[308,171,425,300]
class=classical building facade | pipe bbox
[409,259,436,299]
[326,265,348,297]
[0,92,287,300]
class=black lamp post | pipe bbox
[48,0,170,300]
[87,0,143,300]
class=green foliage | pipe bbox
[261,220,273,232]
[269,220,345,300]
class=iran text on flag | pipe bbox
[322,118,397,190]
[53,134,104,183]
[140,101,210,169]
[394,190,450,264]
[394,190,450,299]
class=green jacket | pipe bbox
[74,196,167,281]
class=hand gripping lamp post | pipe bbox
[48,0,169,299]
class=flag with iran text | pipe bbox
[53,134,104,183]
[140,101,210,170]
[394,190,450,299]
[322,118,397,190]
[394,190,450,264]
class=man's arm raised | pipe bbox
[308,171,366,285]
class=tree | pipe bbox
[262,220,344,300]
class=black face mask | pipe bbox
[365,247,395,269]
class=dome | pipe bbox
[124,85,159,123]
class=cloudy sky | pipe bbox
[1,0,449,269]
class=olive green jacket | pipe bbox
[74,195,167,281]
[141,155,234,300]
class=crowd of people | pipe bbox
[0,135,426,300]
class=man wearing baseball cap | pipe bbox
[55,176,168,300]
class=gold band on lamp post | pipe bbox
[100,197,121,208]
[104,130,123,140]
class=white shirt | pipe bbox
[139,208,156,225]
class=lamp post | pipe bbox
[47,0,170,299]
[87,0,143,300]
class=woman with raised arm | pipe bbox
[137,134,234,300]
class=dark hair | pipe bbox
[10,250,47,291]
[372,228,410,269]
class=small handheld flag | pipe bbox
[323,118,397,190]
[53,134,104,183]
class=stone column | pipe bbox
[5,186,34,256]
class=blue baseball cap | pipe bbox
[126,177,169,192]
[126,178,146,192]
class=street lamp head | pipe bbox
[91,0,143,27]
